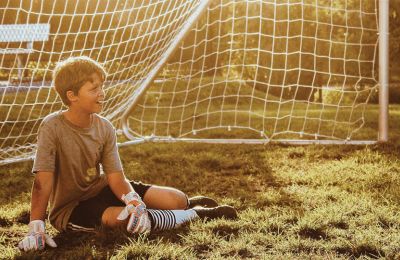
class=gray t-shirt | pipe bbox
[32,111,123,231]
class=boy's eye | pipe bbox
[91,85,103,93]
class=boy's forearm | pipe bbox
[107,171,135,202]
[30,172,53,221]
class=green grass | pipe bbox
[0,105,399,259]
[0,77,399,258]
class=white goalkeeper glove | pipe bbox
[18,220,57,251]
[117,191,151,234]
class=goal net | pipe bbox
[0,0,380,165]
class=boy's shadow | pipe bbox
[20,225,190,259]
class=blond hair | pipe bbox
[53,56,107,106]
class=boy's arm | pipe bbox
[102,124,139,203]
[102,123,148,230]
[106,171,150,233]
[30,171,54,221]
[106,171,135,201]
[19,171,57,251]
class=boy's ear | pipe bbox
[66,90,78,103]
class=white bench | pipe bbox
[0,24,50,80]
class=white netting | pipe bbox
[0,0,379,165]
[129,0,379,141]
[0,0,204,164]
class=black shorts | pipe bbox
[67,181,152,231]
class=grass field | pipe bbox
[0,105,399,259]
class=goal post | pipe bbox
[378,0,389,142]
[0,0,389,166]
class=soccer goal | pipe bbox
[0,0,389,165]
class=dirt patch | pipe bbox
[328,221,348,230]
[211,225,240,238]
[298,227,329,240]
[193,244,212,255]
[222,248,253,258]
[288,151,305,159]
[353,245,385,259]
[0,217,11,227]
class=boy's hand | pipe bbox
[119,203,151,233]
[117,191,151,233]
[18,220,57,251]
[122,191,145,208]
[118,191,146,218]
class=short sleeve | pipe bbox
[101,125,123,173]
[32,123,56,174]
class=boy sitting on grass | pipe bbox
[18,56,237,251]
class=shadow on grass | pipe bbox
[0,216,12,227]
[221,248,254,258]
[298,226,329,240]
[211,224,240,239]
[15,225,195,259]
[120,142,304,211]
[334,244,385,259]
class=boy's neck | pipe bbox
[63,108,93,128]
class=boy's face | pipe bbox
[69,73,105,114]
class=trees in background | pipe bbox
[1,0,399,91]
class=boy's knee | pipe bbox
[168,190,188,209]
[179,192,189,210]
[101,206,127,228]
[144,186,189,210]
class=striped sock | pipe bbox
[147,209,198,231]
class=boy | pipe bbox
[18,56,237,251]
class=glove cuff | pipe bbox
[121,191,142,206]
[28,220,45,234]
